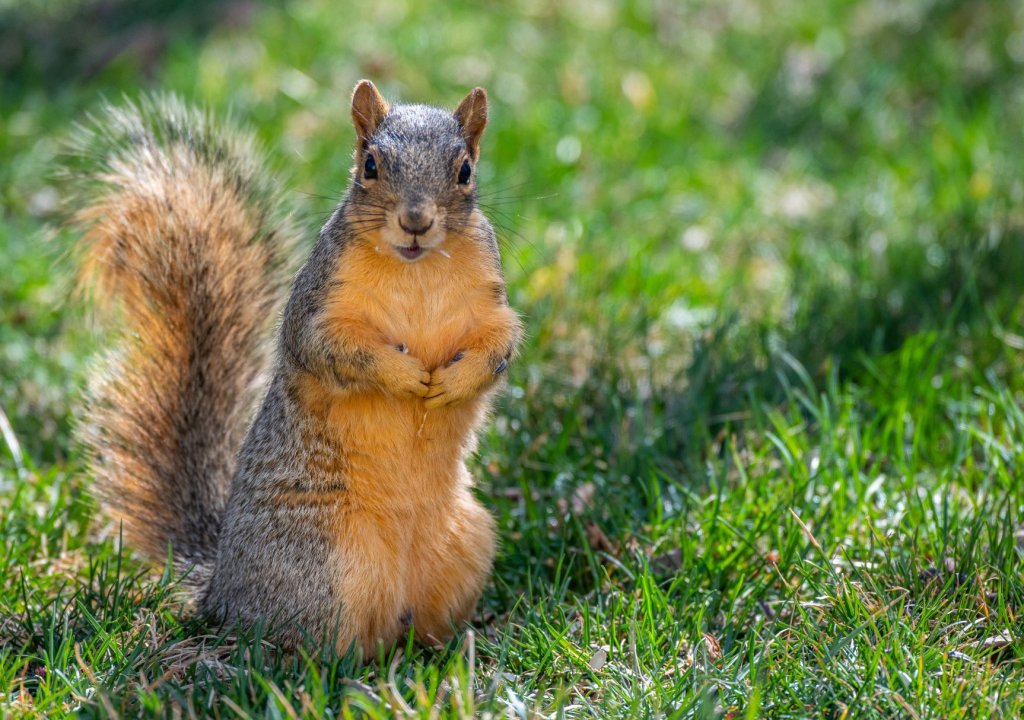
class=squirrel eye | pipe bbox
[457,159,471,185]
[364,154,378,180]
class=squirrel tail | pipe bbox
[66,95,295,581]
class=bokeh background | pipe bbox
[2,0,1024,716]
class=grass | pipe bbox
[2,0,1024,716]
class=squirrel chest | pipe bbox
[337,251,491,369]
[311,236,501,499]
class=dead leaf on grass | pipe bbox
[571,482,596,514]
[585,521,616,555]
[588,645,609,671]
[967,630,1013,652]
[650,548,682,576]
[699,632,722,663]
[557,481,596,516]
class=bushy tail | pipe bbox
[66,95,295,576]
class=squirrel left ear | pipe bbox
[454,87,488,159]
[351,80,389,143]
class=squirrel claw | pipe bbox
[399,370,430,397]
[410,371,431,396]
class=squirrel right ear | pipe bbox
[454,87,489,160]
[351,80,389,142]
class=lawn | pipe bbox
[2,0,1024,717]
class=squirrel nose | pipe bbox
[398,204,436,235]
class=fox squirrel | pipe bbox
[71,81,523,655]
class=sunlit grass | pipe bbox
[2,0,1024,716]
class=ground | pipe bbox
[2,0,1024,717]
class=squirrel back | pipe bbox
[68,96,295,574]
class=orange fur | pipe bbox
[285,210,519,652]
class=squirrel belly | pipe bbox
[72,81,521,657]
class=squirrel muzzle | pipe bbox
[390,200,444,261]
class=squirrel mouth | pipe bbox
[396,242,425,261]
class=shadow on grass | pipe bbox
[0,0,269,93]
[668,225,1024,456]
[492,226,1024,599]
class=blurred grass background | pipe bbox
[2,0,1024,717]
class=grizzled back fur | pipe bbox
[67,95,296,574]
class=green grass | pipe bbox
[3,0,1024,716]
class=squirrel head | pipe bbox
[343,80,489,263]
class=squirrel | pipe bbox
[70,80,523,656]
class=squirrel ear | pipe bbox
[454,87,488,159]
[351,80,389,142]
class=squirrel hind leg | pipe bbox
[409,491,497,643]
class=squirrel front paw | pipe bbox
[376,346,431,398]
[424,349,505,409]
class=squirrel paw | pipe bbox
[378,347,430,398]
[424,349,498,409]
